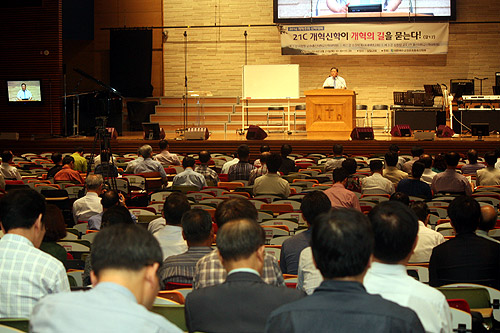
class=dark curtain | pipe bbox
[110,29,153,98]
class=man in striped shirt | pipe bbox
[158,209,214,288]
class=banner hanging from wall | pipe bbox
[280,23,449,55]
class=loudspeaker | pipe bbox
[437,125,454,138]
[185,127,210,140]
[390,124,412,137]
[350,127,374,140]
[413,131,435,141]
[246,125,268,140]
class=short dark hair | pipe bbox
[300,191,331,227]
[411,161,425,179]
[42,204,67,242]
[182,156,196,169]
[332,167,348,183]
[485,152,497,166]
[266,153,282,173]
[260,145,270,153]
[0,189,46,232]
[199,150,211,164]
[62,155,74,165]
[312,208,373,279]
[467,149,478,164]
[74,146,84,154]
[411,146,424,157]
[341,158,357,175]
[260,152,271,165]
[215,197,257,228]
[51,152,63,164]
[237,144,250,159]
[445,152,460,167]
[101,206,135,229]
[280,144,292,156]
[333,144,343,155]
[91,224,163,277]
[448,196,480,234]
[390,192,410,206]
[181,208,213,243]
[369,160,383,172]
[410,201,429,222]
[101,190,120,209]
[330,67,339,72]
[384,151,399,167]
[217,218,265,262]
[389,144,400,153]
[1,151,13,163]
[163,192,191,226]
[419,154,433,169]
[368,201,419,263]
[159,139,169,150]
[433,153,447,172]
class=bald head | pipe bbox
[479,205,497,232]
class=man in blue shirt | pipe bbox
[30,224,182,332]
[16,83,32,100]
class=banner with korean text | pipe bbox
[280,23,449,55]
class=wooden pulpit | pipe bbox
[305,89,356,136]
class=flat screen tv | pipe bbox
[274,0,456,23]
[7,80,42,104]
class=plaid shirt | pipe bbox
[228,161,254,181]
[193,249,285,289]
[249,165,268,185]
[194,164,220,186]
[0,234,70,318]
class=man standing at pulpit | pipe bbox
[322,67,347,89]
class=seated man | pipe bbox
[324,167,361,210]
[228,144,254,181]
[54,155,85,184]
[151,192,190,260]
[477,152,500,186]
[396,161,432,200]
[278,144,296,175]
[280,191,331,275]
[0,189,70,318]
[46,152,63,179]
[266,208,424,333]
[185,219,305,333]
[172,156,207,190]
[72,174,103,223]
[249,151,270,186]
[408,201,445,263]
[342,158,361,193]
[193,198,284,289]
[383,151,408,185]
[364,201,452,333]
[402,146,424,174]
[88,190,136,230]
[253,145,270,168]
[153,139,181,166]
[70,147,88,172]
[0,151,21,181]
[158,209,214,287]
[134,144,167,183]
[30,224,182,332]
[361,160,395,195]
[324,144,345,173]
[94,151,119,178]
[419,154,437,185]
[461,149,486,175]
[194,150,219,186]
[475,205,500,244]
[431,152,472,195]
[429,196,500,288]
[253,153,290,198]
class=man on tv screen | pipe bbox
[16,83,33,101]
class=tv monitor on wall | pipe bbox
[7,80,42,104]
[274,0,456,23]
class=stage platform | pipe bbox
[4,130,500,157]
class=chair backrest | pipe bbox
[264,245,281,260]
[272,200,301,211]
[150,191,173,202]
[437,286,491,310]
[449,308,472,332]
[129,207,156,217]
[261,219,299,232]
[157,290,185,305]
[151,304,187,331]
[260,203,294,215]
[269,235,292,246]
[406,264,429,283]
[0,320,29,333]
[217,181,244,191]
[442,283,500,322]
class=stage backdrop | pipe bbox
[281,23,449,55]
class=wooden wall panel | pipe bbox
[0,1,63,137]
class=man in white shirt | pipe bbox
[0,150,22,180]
[154,139,181,166]
[72,174,104,224]
[322,67,347,89]
[361,160,395,195]
[151,192,190,260]
[172,156,207,190]
[419,154,437,185]
[221,151,239,174]
[0,189,70,318]
[364,201,452,333]
[408,201,445,263]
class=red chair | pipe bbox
[447,299,471,313]
[157,290,185,304]
[164,282,193,290]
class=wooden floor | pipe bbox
[6,129,500,157]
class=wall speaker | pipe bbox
[246,125,268,140]
[391,124,412,137]
[436,125,454,138]
[185,127,210,140]
[350,127,374,140]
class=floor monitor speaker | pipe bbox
[350,127,374,140]
[246,125,268,140]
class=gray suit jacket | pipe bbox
[185,271,305,333]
